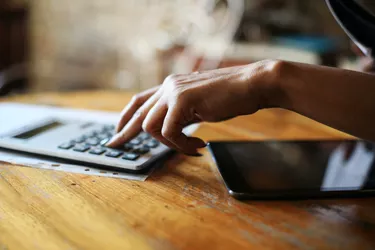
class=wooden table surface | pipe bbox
[1,91,375,250]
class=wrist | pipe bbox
[252,59,292,110]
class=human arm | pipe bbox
[107,59,375,154]
[271,61,375,142]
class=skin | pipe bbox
[106,59,375,155]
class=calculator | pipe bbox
[0,103,198,172]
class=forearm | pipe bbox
[268,61,375,140]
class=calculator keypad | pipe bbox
[58,124,160,162]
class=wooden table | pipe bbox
[1,91,375,250]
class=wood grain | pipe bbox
[0,91,374,250]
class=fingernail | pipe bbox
[105,135,118,146]
[198,142,208,148]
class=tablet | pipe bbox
[208,140,375,200]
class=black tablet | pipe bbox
[208,140,375,200]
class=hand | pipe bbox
[107,60,280,155]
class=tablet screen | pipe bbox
[211,140,375,193]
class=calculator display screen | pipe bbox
[14,121,64,139]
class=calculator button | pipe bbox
[74,136,87,143]
[124,143,135,151]
[105,150,123,158]
[100,138,111,146]
[58,142,75,150]
[89,148,106,155]
[73,145,91,152]
[122,153,140,161]
[97,133,109,140]
[129,138,142,145]
[146,139,159,148]
[138,133,151,140]
[134,146,150,154]
[86,138,100,146]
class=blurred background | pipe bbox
[0,0,362,96]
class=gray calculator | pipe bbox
[0,103,199,172]
[0,118,172,172]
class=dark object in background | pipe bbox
[234,0,342,67]
[0,2,29,96]
[327,0,375,57]
[235,0,318,42]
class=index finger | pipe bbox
[107,91,160,148]
[116,86,160,133]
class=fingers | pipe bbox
[142,101,180,150]
[107,91,160,148]
[110,71,214,154]
[162,105,206,154]
[143,101,205,155]
[116,86,160,133]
